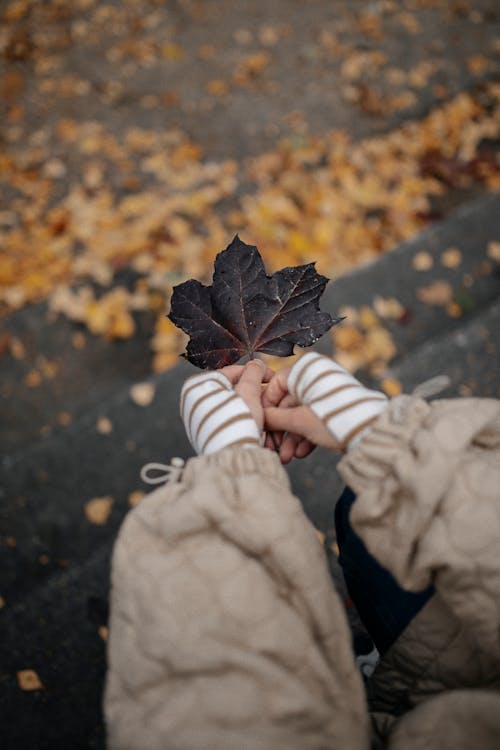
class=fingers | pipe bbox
[295,438,315,459]
[261,369,290,408]
[263,404,310,435]
[220,360,274,386]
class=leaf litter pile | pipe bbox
[1,81,500,377]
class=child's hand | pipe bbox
[263,353,388,459]
[263,368,339,463]
[220,360,274,432]
[180,360,274,455]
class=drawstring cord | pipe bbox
[412,375,451,400]
[140,457,185,486]
[393,374,451,424]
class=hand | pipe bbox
[219,360,274,432]
[262,368,340,463]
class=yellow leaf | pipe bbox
[487,241,500,262]
[17,670,44,691]
[84,496,113,525]
[381,378,403,396]
[98,625,109,641]
[25,369,42,388]
[441,247,462,268]
[412,251,434,271]
[162,43,184,60]
[373,295,404,319]
[130,382,156,406]
[96,416,113,434]
[108,310,135,339]
[128,490,146,507]
[207,80,228,96]
[152,351,179,373]
[9,337,26,359]
[417,281,453,305]
[334,325,365,351]
[358,306,379,330]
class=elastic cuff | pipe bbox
[182,445,289,486]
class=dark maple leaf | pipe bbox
[168,235,341,369]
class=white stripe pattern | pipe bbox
[288,352,388,449]
[180,371,262,455]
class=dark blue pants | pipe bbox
[335,487,434,655]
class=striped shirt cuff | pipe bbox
[288,352,388,450]
[180,371,262,455]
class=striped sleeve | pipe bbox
[288,352,388,450]
[180,371,262,455]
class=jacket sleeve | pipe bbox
[338,395,500,660]
[104,447,369,750]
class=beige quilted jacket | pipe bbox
[105,395,500,749]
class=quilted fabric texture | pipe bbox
[105,396,500,749]
[105,448,369,750]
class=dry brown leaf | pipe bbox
[25,369,42,388]
[71,332,86,350]
[96,416,113,434]
[441,247,462,268]
[84,496,113,525]
[130,382,156,407]
[412,251,434,271]
[447,302,462,318]
[416,280,453,305]
[0,595,5,609]
[487,241,500,262]
[467,55,490,75]
[57,411,72,426]
[17,670,44,691]
[9,337,26,359]
[207,80,228,96]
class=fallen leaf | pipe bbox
[25,369,42,387]
[373,295,405,319]
[358,306,379,330]
[487,241,500,262]
[207,80,228,96]
[84,496,113,525]
[416,280,453,305]
[96,416,113,434]
[381,378,403,396]
[128,490,146,507]
[71,332,86,350]
[412,251,434,271]
[130,382,156,406]
[57,411,72,426]
[9,337,26,359]
[17,670,44,691]
[467,55,490,75]
[447,302,462,318]
[0,595,5,609]
[98,626,109,641]
[441,247,462,268]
